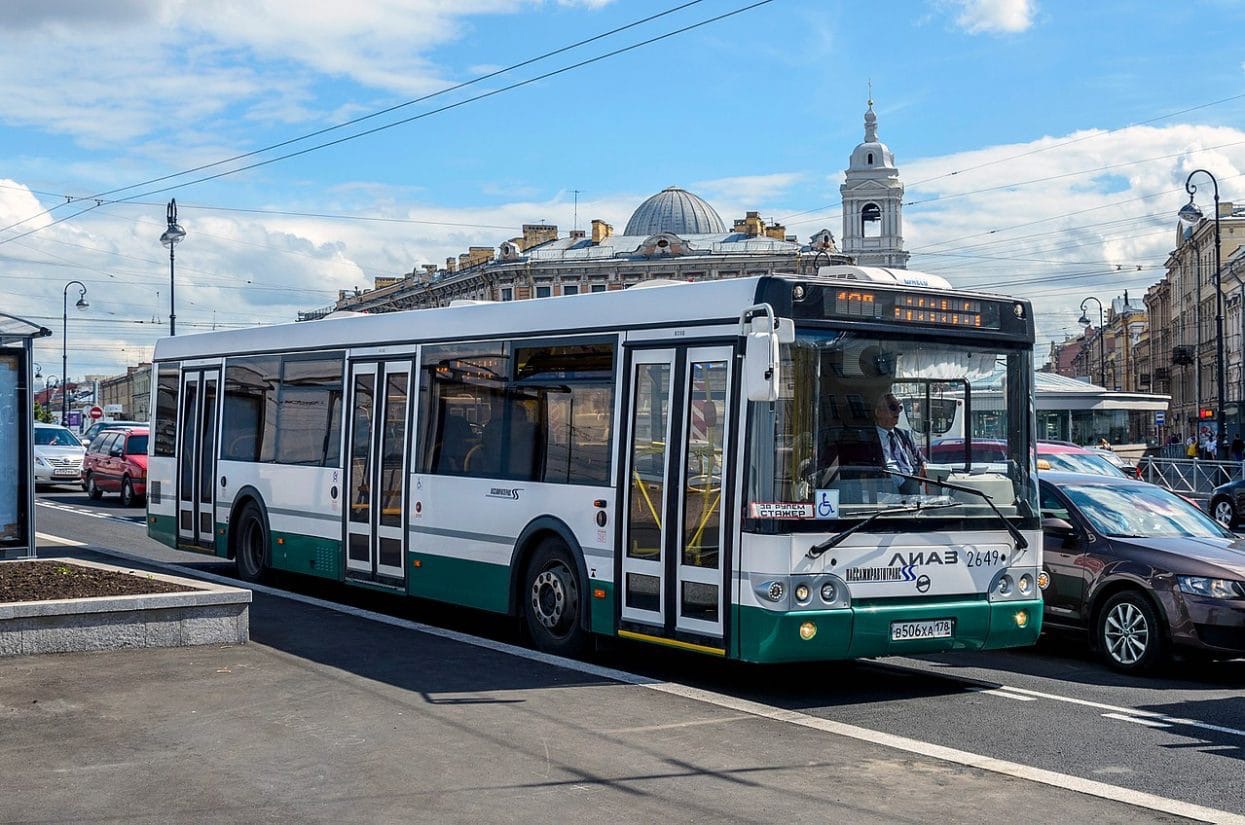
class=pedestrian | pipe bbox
[1186,435,1198,459]
[1098,437,1111,450]
[1232,433,1244,462]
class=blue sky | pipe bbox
[2,0,1244,379]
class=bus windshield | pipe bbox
[747,329,1037,528]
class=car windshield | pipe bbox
[35,427,81,447]
[1040,451,1125,477]
[1062,483,1232,538]
[126,434,149,454]
[746,329,1037,528]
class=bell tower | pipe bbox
[840,99,909,268]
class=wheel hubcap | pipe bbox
[1214,502,1233,526]
[530,565,574,633]
[1104,602,1149,665]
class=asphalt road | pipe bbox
[29,488,1245,818]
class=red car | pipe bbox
[81,426,149,507]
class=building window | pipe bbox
[536,286,551,299]
[500,287,513,301]
[591,284,606,293]
[563,284,579,296]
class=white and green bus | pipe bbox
[147,267,1042,662]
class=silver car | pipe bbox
[33,423,86,487]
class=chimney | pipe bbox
[764,220,786,240]
[591,219,613,243]
[521,223,559,250]
[445,257,457,273]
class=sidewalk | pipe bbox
[0,546,1217,824]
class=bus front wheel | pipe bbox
[523,538,588,657]
[234,501,270,584]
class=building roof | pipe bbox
[623,186,727,236]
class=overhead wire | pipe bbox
[0,0,773,245]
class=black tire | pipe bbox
[86,474,103,501]
[119,477,140,508]
[522,538,588,657]
[1210,496,1237,529]
[1096,590,1165,673]
[234,501,270,583]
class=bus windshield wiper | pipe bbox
[807,501,962,559]
[882,470,1029,551]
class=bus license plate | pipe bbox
[891,619,953,641]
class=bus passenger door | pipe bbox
[620,345,733,649]
[344,359,412,585]
[176,368,219,549]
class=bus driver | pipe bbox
[874,392,925,495]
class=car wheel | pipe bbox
[523,537,588,657]
[1097,590,1165,673]
[86,474,103,501]
[233,500,270,583]
[120,478,137,508]
[1211,497,1237,529]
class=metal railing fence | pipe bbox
[1137,456,1245,497]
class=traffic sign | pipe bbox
[1155,411,1165,426]
[88,405,104,420]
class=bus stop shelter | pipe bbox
[1,312,52,560]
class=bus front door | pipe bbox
[176,368,219,550]
[620,345,734,652]
[344,359,412,586]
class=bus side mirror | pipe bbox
[743,317,794,402]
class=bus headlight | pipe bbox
[995,575,1013,597]
[1018,574,1033,596]
[794,583,811,604]
[820,581,837,603]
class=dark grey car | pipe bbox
[1039,471,1245,673]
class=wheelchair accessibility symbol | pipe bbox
[814,489,840,519]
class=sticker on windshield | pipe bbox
[814,489,840,519]
[750,502,815,519]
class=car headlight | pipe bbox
[34,456,49,466]
[1177,576,1245,600]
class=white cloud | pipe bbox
[693,172,806,206]
[947,0,1034,34]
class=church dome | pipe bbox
[848,101,896,172]
[624,186,727,236]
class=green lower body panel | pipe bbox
[735,598,1043,664]
[589,579,614,635]
[146,513,177,548]
[407,552,511,614]
[271,531,341,580]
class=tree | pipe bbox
[33,401,53,424]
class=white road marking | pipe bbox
[1102,713,1172,729]
[981,684,1245,739]
[36,532,86,547]
[46,538,1245,825]
[967,687,1037,701]
[36,500,125,522]
[603,715,753,734]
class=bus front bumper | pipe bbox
[735,597,1042,663]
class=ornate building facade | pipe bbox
[298,103,904,320]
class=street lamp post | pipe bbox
[160,199,186,336]
[61,281,89,425]
[1179,170,1225,459]
[1078,296,1106,388]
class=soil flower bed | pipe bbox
[0,560,197,603]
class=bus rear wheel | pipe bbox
[234,501,270,583]
[523,538,588,657]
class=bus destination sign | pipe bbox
[827,288,1001,330]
